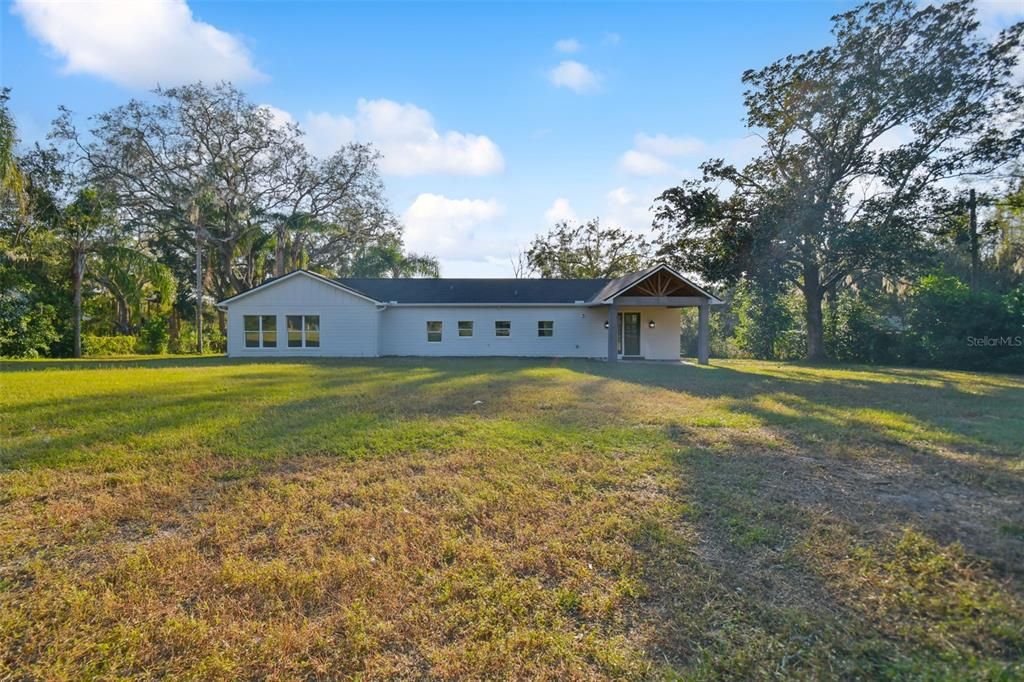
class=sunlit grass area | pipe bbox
[2,357,1022,678]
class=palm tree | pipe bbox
[90,245,177,335]
[351,241,440,278]
[0,88,27,220]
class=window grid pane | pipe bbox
[495,321,510,337]
[458,321,473,337]
[304,316,320,348]
[427,320,442,342]
[261,315,277,348]
[287,316,303,348]
[538,321,554,337]
[244,316,259,347]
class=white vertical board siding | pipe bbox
[225,275,379,357]
[378,306,682,359]
[379,306,602,357]
[639,307,686,360]
[224,273,686,359]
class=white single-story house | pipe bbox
[215,263,722,363]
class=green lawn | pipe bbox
[1,357,1022,679]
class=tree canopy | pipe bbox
[653,0,1024,360]
[1,82,438,356]
[523,218,652,279]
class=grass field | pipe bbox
[1,357,1022,679]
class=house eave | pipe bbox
[215,270,382,308]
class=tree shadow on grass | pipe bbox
[573,358,1024,457]
[2,358,620,471]
[4,357,1023,678]
[634,432,1024,678]
[587,360,1024,676]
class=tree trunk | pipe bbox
[969,189,980,294]
[115,296,130,335]
[275,224,286,277]
[803,262,826,362]
[195,227,203,355]
[71,249,86,358]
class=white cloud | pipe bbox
[606,186,655,234]
[403,193,505,257]
[619,131,762,178]
[965,0,1024,34]
[554,38,581,53]
[618,150,676,177]
[302,99,504,175]
[548,60,601,94]
[603,32,622,46]
[12,0,263,88]
[544,197,579,225]
[259,105,296,130]
[304,111,357,155]
[607,187,636,207]
[634,133,706,158]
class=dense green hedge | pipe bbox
[81,335,138,357]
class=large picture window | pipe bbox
[243,315,277,348]
[286,315,320,348]
[495,320,511,337]
[538,321,554,337]
[427,321,442,342]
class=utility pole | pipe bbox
[969,189,979,294]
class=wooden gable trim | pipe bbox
[603,264,722,304]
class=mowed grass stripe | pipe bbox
[1,357,1022,679]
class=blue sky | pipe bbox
[3,0,1021,276]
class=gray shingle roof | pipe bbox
[337,277,613,304]
[217,265,720,307]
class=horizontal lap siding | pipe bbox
[226,275,379,357]
[380,307,607,357]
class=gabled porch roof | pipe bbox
[592,263,723,305]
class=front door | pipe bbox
[618,312,641,356]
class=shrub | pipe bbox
[733,280,795,360]
[903,273,1024,371]
[139,318,170,354]
[170,320,225,355]
[0,291,60,358]
[825,292,901,364]
[82,334,138,356]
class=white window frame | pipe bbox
[244,314,277,349]
[495,320,511,337]
[537,320,554,337]
[286,314,320,349]
[426,320,443,343]
[458,320,474,338]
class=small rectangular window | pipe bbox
[287,315,303,347]
[538,320,554,337]
[304,315,320,348]
[458,320,473,337]
[261,315,277,348]
[495,320,510,337]
[427,320,442,342]
[244,315,260,348]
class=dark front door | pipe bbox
[620,312,641,356]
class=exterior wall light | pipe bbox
[604,321,610,329]
[648,320,656,329]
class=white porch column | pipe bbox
[607,303,618,362]
[697,301,710,365]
